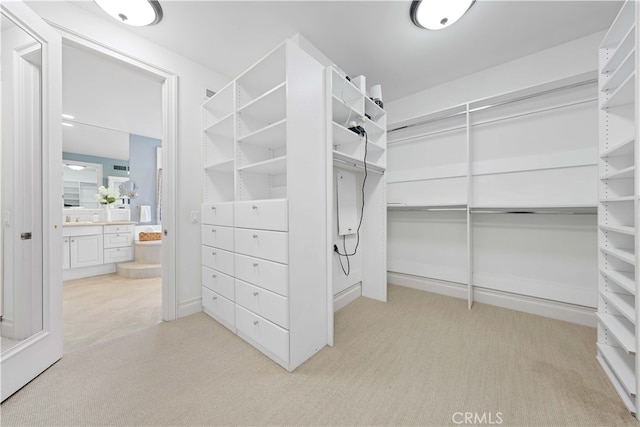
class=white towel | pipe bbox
[140,205,151,223]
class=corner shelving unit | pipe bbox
[597,0,639,416]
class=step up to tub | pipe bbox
[135,240,161,264]
[116,261,161,279]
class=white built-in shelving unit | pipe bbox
[387,71,599,313]
[201,38,387,370]
[597,0,639,416]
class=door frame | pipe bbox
[50,25,178,321]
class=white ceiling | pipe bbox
[72,0,622,103]
[62,43,162,159]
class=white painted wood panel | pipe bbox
[201,266,235,301]
[235,279,289,328]
[234,228,288,264]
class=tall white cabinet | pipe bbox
[201,39,386,370]
[597,0,639,415]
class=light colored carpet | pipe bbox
[63,274,161,352]
[2,285,638,426]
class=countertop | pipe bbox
[62,221,135,227]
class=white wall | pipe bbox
[26,1,231,317]
[387,31,605,126]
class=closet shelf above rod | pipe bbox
[387,203,466,211]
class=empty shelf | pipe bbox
[204,158,234,172]
[238,156,286,175]
[596,313,636,354]
[333,150,385,174]
[238,119,286,149]
[601,291,635,324]
[600,166,635,180]
[597,343,636,396]
[600,225,635,236]
[601,246,636,266]
[600,269,636,295]
[601,136,635,158]
[601,72,635,109]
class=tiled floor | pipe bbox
[63,273,162,353]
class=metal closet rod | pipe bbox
[470,210,595,215]
[388,78,598,134]
[334,158,385,175]
[387,96,597,146]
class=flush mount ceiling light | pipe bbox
[94,0,163,26]
[66,164,85,171]
[411,0,475,30]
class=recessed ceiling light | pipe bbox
[62,122,74,127]
[62,113,75,119]
[94,0,163,27]
[411,0,475,30]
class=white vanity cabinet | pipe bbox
[103,224,134,264]
[63,226,104,269]
[62,222,134,279]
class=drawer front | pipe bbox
[202,266,235,301]
[236,305,289,363]
[235,199,288,232]
[235,253,288,297]
[201,203,234,226]
[104,224,134,234]
[236,279,289,329]
[234,228,288,264]
[201,225,234,251]
[104,247,133,264]
[202,246,234,277]
[202,287,235,329]
[103,232,134,249]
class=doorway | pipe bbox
[58,35,176,352]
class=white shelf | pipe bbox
[332,96,362,125]
[601,196,636,202]
[388,203,466,212]
[601,49,635,93]
[600,166,635,180]
[601,291,636,324]
[602,25,636,74]
[364,117,385,141]
[237,155,286,175]
[601,71,635,109]
[331,68,362,107]
[597,343,636,396]
[600,269,636,295]
[597,355,637,414]
[238,82,286,125]
[601,246,636,266]
[333,122,363,146]
[601,0,636,49]
[596,313,636,354]
[601,136,635,158]
[204,158,234,172]
[237,119,286,150]
[600,224,636,236]
[203,112,234,134]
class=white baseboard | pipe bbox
[334,283,362,312]
[178,297,202,318]
[387,272,596,327]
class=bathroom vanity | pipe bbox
[62,208,135,280]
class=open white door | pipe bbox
[1,1,62,402]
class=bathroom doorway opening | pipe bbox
[59,34,177,353]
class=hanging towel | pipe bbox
[140,205,151,223]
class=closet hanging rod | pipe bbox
[388,78,598,133]
[333,158,385,175]
[387,97,597,146]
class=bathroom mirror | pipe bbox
[62,161,102,208]
[1,12,44,353]
[119,180,138,198]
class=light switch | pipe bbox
[190,210,199,223]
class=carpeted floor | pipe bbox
[2,285,638,426]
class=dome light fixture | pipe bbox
[66,164,85,171]
[411,0,475,30]
[94,0,163,27]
